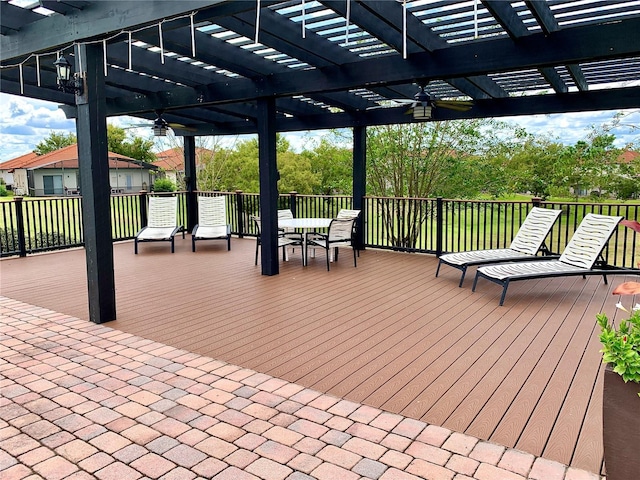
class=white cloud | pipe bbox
[0,94,75,160]
[500,110,640,147]
[1,92,638,163]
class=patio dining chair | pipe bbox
[192,196,231,252]
[472,213,630,305]
[277,209,303,245]
[252,215,303,265]
[134,196,184,254]
[436,207,563,286]
[337,208,361,255]
[306,218,357,271]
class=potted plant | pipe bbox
[597,280,640,480]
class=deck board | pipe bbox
[1,235,638,475]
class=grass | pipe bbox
[1,193,638,268]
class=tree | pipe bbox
[152,133,237,191]
[196,138,235,192]
[34,132,76,155]
[301,132,353,195]
[558,133,620,200]
[218,137,260,192]
[500,130,565,200]
[33,126,155,162]
[277,149,319,194]
[106,125,156,162]
[218,134,319,194]
[366,120,505,248]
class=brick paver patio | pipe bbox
[0,296,603,480]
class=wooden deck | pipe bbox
[2,236,638,475]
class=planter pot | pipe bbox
[603,364,640,480]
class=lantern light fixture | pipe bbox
[54,55,84,95]
[412,86,432,120]
[152,116,169,136]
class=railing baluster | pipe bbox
[1,193,636,267]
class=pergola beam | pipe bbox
[177,87,640,135]
[102,17,640,116]
[1,1,224,61]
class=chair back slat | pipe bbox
[509,207,562,255]
[278,209,294,220]
[559,213,623,268]
[328,218,355,241]
[147,196,178,228]
[198,196,227,227]
[337,209,361,219]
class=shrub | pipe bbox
[152,178,176,192]
[0,227,75,254]
[0,184,8,197]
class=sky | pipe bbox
[0,92,638,163]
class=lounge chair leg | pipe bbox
[499,280,510,306]
[459,267,467,288]
[472,274,479,292]
[353,247,357,267]
[326,248,330,271]
[435,260,442,278]
[603,274,608,285]
[135,240,138,254]
[171,239,175,253]
[192,237,196,252]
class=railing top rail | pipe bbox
[282,194,352,199]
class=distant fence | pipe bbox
[1,191,638,269]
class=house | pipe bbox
[0,151,38,195]
[153,147,214,188]
[0,145,157,196]
[618,150,640,164]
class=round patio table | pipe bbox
[278,217,332,266]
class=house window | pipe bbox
[126,175,132,190]
[43,175,63,195]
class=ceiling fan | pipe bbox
[128,110,195,136]
[373,85,474,119]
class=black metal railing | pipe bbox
[1,192,638,269]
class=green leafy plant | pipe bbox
[152,178,176,192]
[597,281,640,396]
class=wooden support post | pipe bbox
[75,42,116,323]
[184,136,197,232]
[353,126,366,251]
[257,97,279,275]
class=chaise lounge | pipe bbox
[472,213,632,305]
[436,207,563,286]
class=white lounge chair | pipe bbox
[135,196,184,254]
[472,213,627,305]
[436,207,563,286]
[192,196,231,251]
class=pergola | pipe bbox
[2,0,640,323]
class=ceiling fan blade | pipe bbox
[432,100,473,112]
[167,123,198,132]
